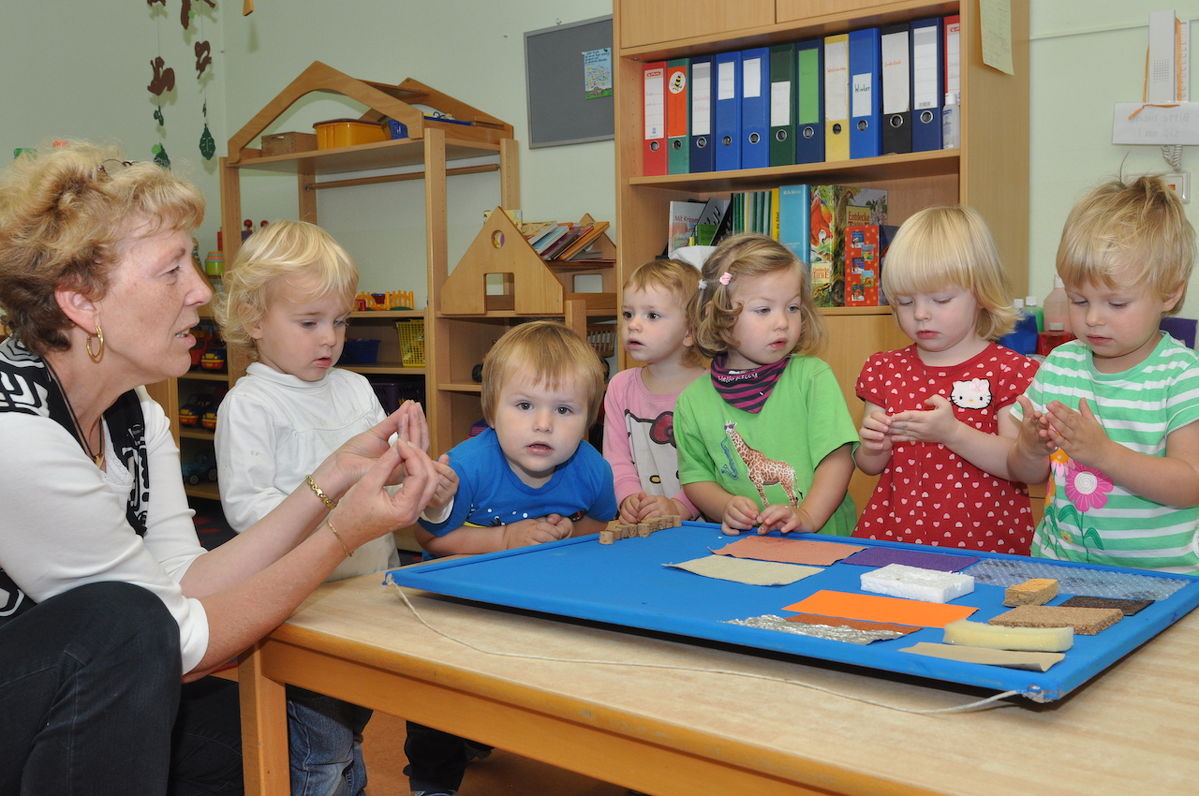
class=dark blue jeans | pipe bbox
[0,582,181,794]
[0,581,244,795]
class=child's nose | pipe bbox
[533,408,553,431]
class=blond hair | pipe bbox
[623,258,704,367]
[1056,175,1194,313]
[480,321,606,427]
[882,205,1017,340]
[0,140,203,353]
[214,220,358,350]
[687,233,825,359]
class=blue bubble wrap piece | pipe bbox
[965,558,1188,601]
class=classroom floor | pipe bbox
[362,710,627,795]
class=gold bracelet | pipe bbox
[305,474,338,509]
[325,517,353,558]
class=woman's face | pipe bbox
[95,221,211,385]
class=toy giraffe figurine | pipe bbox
[724,422,799,507]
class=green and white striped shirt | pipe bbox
[1013,334,1199,574]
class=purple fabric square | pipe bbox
[842,546,979,572]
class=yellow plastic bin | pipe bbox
[394,319,425,367]
[313,119,388,149]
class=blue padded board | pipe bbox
[384,522,1199,701]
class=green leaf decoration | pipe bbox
[152,143,171,169]
[199,124,215,160]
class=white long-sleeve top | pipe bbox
[0,389,210,673]
[215,363,398,581]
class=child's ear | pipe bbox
[1163,283,1186,313]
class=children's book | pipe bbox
[809,185,888,306]
[845,224,897,306]
[553,221,611,261]
[668,200,705,252]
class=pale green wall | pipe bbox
[6,2,1199,316]
[0,2,225,252]
[1030,2,1199,315]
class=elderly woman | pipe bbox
[0,143,437,792]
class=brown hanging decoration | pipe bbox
[180,0,217,31]
[148,56,176,95]
[195,41,212,78]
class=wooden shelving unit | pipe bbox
[150,61,518,505]
[612,0,1029,513]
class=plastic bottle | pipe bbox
[942,92,960,149]
[1024,294,1043,332]
[1042,276,1071,335]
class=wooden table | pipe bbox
[239,572,1199,795]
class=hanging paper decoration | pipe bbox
[146,0,166,7]
[180,0,217,31]
[195,41,213,78]
[199,102,215,160]
[148,56,176,95]
[152,144,171,169]
[154,107,165,126]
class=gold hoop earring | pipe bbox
[85,324,105,363]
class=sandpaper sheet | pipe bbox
[711,536,866,566]
[900,642,1065,671]
[842,546,979,572]
[1059,595,1153,616]
[784,590,978,628]
[666,555,822,586]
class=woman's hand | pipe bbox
[313,401,430,499]
[333,439,439,550]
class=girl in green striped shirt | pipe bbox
[1008,176,1199,574]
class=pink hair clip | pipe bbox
[718,271,733,286]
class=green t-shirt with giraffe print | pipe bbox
[676,355,858,535]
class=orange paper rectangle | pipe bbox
[784,590,977,628]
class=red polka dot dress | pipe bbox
[854,343,1039,553]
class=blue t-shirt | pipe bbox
[419,427,617,536]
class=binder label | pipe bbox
[718,61,736,100]
[881,32,911,113]
[913,27,939,110]
[771,82,791,126]
[798,48,820,123]
[645,67,665,137]
[692,61,712,136]
[824,39,849,120]
[743,57,763,98]
[851,73,873,118]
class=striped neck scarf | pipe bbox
[709,354,789,413]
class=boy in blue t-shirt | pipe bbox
[409,320,616,795]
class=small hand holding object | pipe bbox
[428,454,458,509]
[858,408,894,455]
[618,492,647,524]
[1046,398,1112,468]
[889,394,958,445]
[721,495,760,536]
[504,513,573,548]
[633,493,682,522]
[1014,395,1056,456]
[756,504,816,535]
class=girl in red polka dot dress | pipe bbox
[853,206,1039,553]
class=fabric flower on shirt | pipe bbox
[1063,458,1113,513]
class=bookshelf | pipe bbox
[612,0,1029,513]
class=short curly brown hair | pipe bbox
[0,141,204,353]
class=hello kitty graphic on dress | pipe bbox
[950,378,991,409]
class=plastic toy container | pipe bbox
[339,338,381,365]
[313,119,388,149]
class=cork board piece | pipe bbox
[989,605,1123,635]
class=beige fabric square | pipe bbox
[666,555,823,586]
